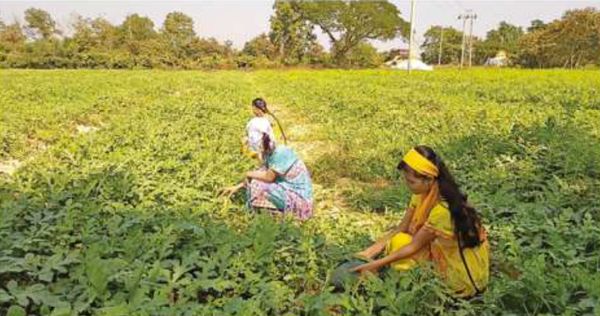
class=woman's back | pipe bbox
[421,199,490,297]
[246,117,274,151]
[265,146,313,202]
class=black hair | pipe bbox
[397,145,483,248]
[261,132,275,156]
[252,98,287,144]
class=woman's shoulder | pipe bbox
[267,146,300,173]
[426,201,453,237]
[272,145,297,158]
[430,200,450,217]
[249,116,271,125]
[408,195,449,215]
[247,117,271,129]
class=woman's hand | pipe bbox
[350,262,379,275]
[218,182,245,198]
[354,249,379,260]
[353,226,403,260]
[246,169,277,183]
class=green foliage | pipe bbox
[345,42,383,68]
[519,7,600,68]
[119,14,157,43]
[0,22,26,53]
[24,7,59,40]
[1,69,600,315]
[290,0,408,65]
[253,68,600,313]
[242,33,277,60]
[3,6,599,69]
[269,0,319,65]
[161,12,196,59]
[162,12,195,42]
[475,21,524,64]
[420,26,464,65]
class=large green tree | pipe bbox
[519,8,600,68]
[242,33,277,59]
[161,12,197,59]
[162,12,195,44]
[92,18,120,50]
[420,26,463,65]
[269,0,318,65]
[71,16,95,52]
[289,0,408,64]
[24,7,59,40]
[120,14,156,42]
[119,14,157,56]
[475,21,523,64]
[72,16,121,53]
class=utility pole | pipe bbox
[407,0,416,74]
[458,10,476,69]
[438,26,444,66]
[458,13,467,69]
[468,13,477,67]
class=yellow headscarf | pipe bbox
[402,148,440,234]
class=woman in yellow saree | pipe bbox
[351,145,490,298]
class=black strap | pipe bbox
[457,236,483,296]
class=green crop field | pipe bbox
[1,69,599,315]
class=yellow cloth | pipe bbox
[405,195,433,261]
[386,195,434,271]
[408,183,439,235]
[386,232,417,271]
[401,148,441,236]
[424,202,490,297]
[402,148,439,178]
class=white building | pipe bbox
[485,50,509,67]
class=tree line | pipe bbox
[421,7,600,68]
[0,1,598,70]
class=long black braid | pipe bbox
[252,98,288,145]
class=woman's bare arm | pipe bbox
[397,205,416,233]
[246,169,277,183]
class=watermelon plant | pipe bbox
[1,69,599,315]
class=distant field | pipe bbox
[1,69,599,315]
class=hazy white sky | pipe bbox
[1,1,599,50]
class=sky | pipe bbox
[1,0,599,51]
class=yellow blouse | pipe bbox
[423,200,490,297]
